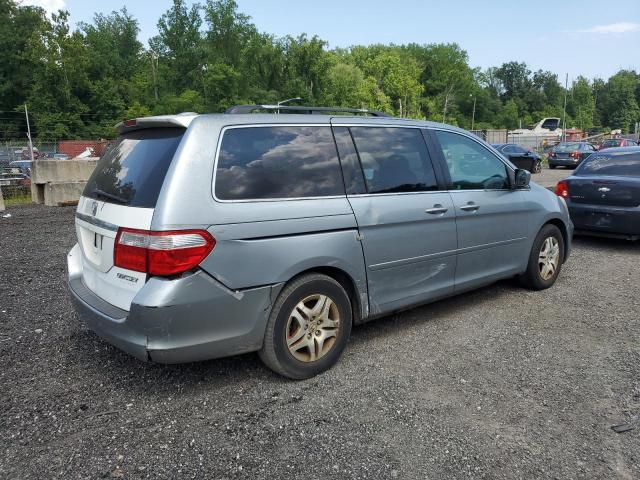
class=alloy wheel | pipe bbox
[538,237,560,280]
[285,294,340,362]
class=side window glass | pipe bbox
[215,126,344,200]
[349,127,438,194]
[434,130,510,190]
[332,127,366,195]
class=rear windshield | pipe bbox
[577,152,640,176]
[83,128,184,207]
[555,142,581,151]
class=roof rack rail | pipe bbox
[225,104,390,117]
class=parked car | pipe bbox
[555,147,640,240]
[598,138,639,150]
[8,160,32,175]
[548,142,597,169]
[67,105,573,379]
[492,143,542,173]
[0,171,30,186]
[42,152,70,160]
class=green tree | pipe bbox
[567,76,595,130]
[606,70,640,133]
[0,0,49,138]
[150,0,203,95]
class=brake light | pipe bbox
[549,151,556,158]
[124,119,137,127]
[570,151,580,158]
[114,228,215,276]
[555,180,570,198]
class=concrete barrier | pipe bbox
[31,159,98,206]
[44,181,88,206]
[31,159,98,184]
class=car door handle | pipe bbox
[425,205,448,215]
[460,203,480,212]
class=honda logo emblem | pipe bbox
[90,201,98,216]
[598,187,611,193]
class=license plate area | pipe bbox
[585,210,612,227]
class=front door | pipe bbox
[333,125,458,315]
[431,130,529,291]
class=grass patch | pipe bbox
[4,193,32,206]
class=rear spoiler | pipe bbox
[115,113,197,134]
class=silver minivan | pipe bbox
[67,105,573,379]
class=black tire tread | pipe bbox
[259,273,350,379]
[520,224,564,291]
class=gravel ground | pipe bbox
[532,167,571,189]
[1,204,639,479]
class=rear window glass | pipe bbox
[215,126,344,200]
[349,127,438,193]
[556,142,581,151]
[578,153,640,176]
[83,128,184,208]
[601,139,622,148]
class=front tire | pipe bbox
[533,160,542,174]
[259,273,352,379]
[520,224,564,290]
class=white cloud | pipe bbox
[576,22,640,34]
[20,0,66,15]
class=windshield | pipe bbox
[83,128,184,207]
[577,152,640,176]
[601,139,622,148]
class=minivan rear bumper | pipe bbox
[68,253,281,363]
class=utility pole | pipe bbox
[470,94,476,131]
[442,95,448,124]
[150,52,159,101]
[276,97,301,114]
[562,73,568,143]
[24,104,35,162]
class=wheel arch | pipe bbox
[543,217,570,262]
[285,266,365,325]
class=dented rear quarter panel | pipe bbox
[150,114,370,320]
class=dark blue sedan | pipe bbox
[556,147,640,240]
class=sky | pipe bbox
[22,0,640,82]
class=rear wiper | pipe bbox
[91,189,128,205]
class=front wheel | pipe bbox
[519,224,564,290]
[259,273,352,379]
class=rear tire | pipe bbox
[533,160,542,174]
[259,273,352,379]
[520,224,564,290]
[549,164,556,169]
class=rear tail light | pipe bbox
[570,151,580,158]
[114,228,215,276]
[549,151,556,158]
[555,180,570,199]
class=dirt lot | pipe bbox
[1,204,639,479]
[532,166,572,189]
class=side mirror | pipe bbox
[523,151,532,156]
[514,168,531,189]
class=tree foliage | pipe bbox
[1,0,638,140]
